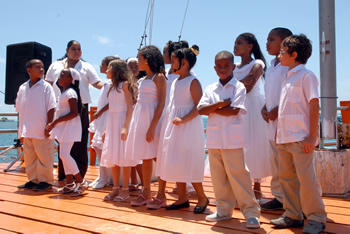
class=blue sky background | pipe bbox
[0,0,349,116]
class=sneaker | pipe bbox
[302,220,325,234]
[205,212,232,222]
[18,181,37,189]
[260,198,284,211]
[246,217,260,229]
[271,215,304,228]
[92,179,107,189]
[33,182,52,191]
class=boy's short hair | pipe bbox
[215,51,234,63]
[282,34,312,64]
[271,27,293,40]
[25,59,43,69]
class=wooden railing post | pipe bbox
[89,106,97,165]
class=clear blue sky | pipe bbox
[0,0,349,116]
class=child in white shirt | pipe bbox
[198,51,260,229]
[270,34,327,233]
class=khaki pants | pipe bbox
[269,140,284,203]
[277,142,327,223]
[208,148,260,219]
[23,138,55,185]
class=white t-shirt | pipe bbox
[276,64,319,144]
[264,58,289,141]
[198,77,247,149]
[16,79,56,139]
[45,58,101,104]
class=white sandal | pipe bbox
[103,187,119,201]
[71,180,88,197]
[113,187,130,202]
[57,182,76,194]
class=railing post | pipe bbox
[89,106,97,166]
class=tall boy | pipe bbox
[198,51,260,229]
[270,35,327,233]
[16,59,56,191]
[260,27,292,210]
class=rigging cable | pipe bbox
[178,0,190,42]
[138,0,155,51]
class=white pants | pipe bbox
[59,142,80,175]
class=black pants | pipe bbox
[58,104,89,179]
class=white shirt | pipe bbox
[264,58,289,141]
[198,77,247,149]
[276,64,319,144]
[15,79,56,139]
[45,58,101,104]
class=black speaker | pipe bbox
[5,42,52,104]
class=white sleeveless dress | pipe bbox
[100,82,140,167]
[233,59,271,179]
[125,75,162,161]
[89,81,111,150]
[50,88,82,143]
[156,76,205,183]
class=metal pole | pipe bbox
[319,0,337,141]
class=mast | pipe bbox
[319,0,337,147]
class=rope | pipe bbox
[178,0,190,42]
[138,0,155,52]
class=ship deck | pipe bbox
[0,162,349,233]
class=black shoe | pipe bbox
[33,182,52,191]
[261,198,284,211]
[271,215,304,228]
[165,200,190,210]
[18,181,38,189]
[194,198,209,214]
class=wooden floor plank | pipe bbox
[1,162,350,233]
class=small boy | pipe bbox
[260,27,292,211]
[198,51,260,229]
[270,35,327,233]
[16,59,56,191]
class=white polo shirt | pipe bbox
[46,58,101,104]
[264,58,289,141]
[276,64,319,144]
[198,77,247,149]
[15,79,57,139]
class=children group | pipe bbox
[15,27,326,232]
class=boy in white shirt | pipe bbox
[198,51,260,229]
[260,27,292,211]
[16,59,56,191]
[270,35,327,233]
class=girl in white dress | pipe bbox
[89,56,118,189]
[47,68,88,197]
[233,33,271,199]
[125,45,166,206]
[153,45,209,213]
[100,60,138,202]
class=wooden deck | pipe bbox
[0,162,349,233]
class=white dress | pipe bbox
[125,75,162,161]
[89,81,111,150]
[233,59,271,179]
[50,88,82,143]
[156,76,205,183]
[100,82,140,167]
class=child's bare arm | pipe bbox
[239,64,263,93]
[302,98,319,153]
[121,82,133,141]
[46,98,78,131]
[45,108,55,137]
[146,73,166,142]
[268,106,279,121]
[214,106,240,116]
[261,104,269,123]
[94,104,109,119]
[198,99,231,115]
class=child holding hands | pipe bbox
[198,51,260,229]
[47,68,88,196]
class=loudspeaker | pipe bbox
[5,42,52,104]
